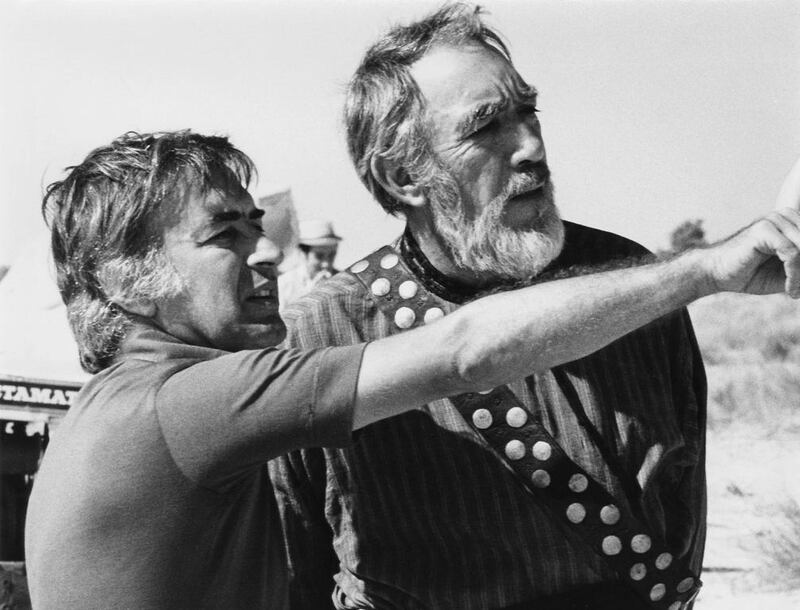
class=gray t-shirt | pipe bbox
[25,326,364,609]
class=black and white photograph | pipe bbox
[1,1,799,608]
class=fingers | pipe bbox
[775,156,800,211]
[769,208,800,249]
[764,209,800,297]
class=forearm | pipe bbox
[451,248,710,386]
[353,249,710,429]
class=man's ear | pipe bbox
[371,156,427,208]
[112,297,156,318]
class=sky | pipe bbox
[1,0,798,269]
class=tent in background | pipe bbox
[0,231,86,427]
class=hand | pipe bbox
[706,157,800,297]
[776,156,800,210]
[706,209,800,297]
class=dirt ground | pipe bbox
[697,424,800,608]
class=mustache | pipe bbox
[504,163,551,199]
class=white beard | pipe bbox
[426,166,565,281]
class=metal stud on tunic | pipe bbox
[505,440,525,460]
[631,534,652,554]
[472,409,493,429]
[655,552,673,570]
[350,260,369,273]
[505,407,528,428]
[370,278,391,296]
[424,307,445,323]
[602,535,622,555]
[676,577,695,594]
[531,469,550,488]
[630,563,647,581]
[394,307,416,329]
[398,280,418,299]
[649,584,666,602]
[532,441,551,461]
[380,253,399,269]
[566,503,586,524]
[600,504,620,525]
[568,473,589,493]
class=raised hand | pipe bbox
[705,157,800,298]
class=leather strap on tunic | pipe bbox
[346,245,701,610]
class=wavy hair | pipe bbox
[42,130,256,373]
[344,3,511,215]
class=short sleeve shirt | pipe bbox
[25,326,365,609]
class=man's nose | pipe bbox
[247,237,283,277]
[510,121,546,170]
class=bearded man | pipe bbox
[269,4,799,609]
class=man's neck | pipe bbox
[405,214,497,291]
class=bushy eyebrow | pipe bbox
[212,209,265,223]
[457,83,539,136]
[457,99,508,136]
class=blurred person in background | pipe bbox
[269,4,800,609]
[279,219,341,308]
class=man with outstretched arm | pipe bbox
[24,129,799,609]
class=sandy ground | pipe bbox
[697,425,800,609]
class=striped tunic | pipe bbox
[269,222,707,609]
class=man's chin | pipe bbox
[502,190,554,230]
[485,217,565,281]
[235,319,287,350]
[261,319,287,347]
[262,325,287,347]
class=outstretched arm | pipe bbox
[351,158,800,429]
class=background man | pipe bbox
[26,130,796,608]
[270,4,800,609]
[279,219,342,308]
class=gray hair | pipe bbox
[43,130,256,373]
[344,3,511,215]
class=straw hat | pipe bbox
[298,220,342,247]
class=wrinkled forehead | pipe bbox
[161,177,255,232]
[411,43,531,119]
